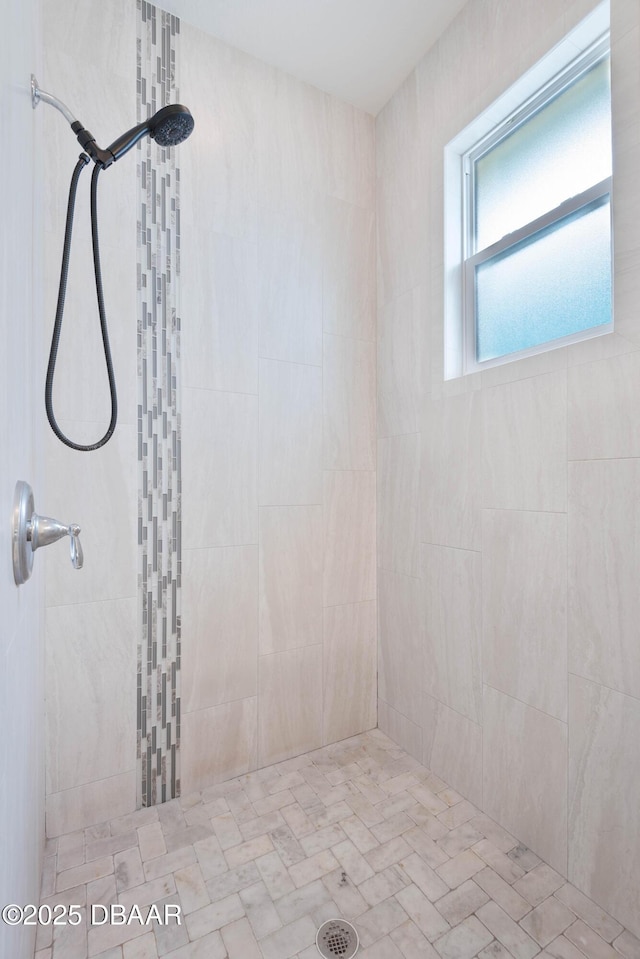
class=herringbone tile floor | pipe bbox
[35,730,640,959]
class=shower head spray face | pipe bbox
[149,104,195,147]
[104,104,194,165]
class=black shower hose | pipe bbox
[45,152,118,451]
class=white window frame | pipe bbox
[443,2,612,380]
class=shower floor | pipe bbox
[36,729,639,959]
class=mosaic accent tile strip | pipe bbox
[136,0,182,807]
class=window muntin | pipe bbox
[453,29,613,375]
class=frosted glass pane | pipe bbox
[475,57,611,251]
[475,200,611,363]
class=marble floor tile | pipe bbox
[612,931,640,959]
[473,838,526,885]
[555,884,625,943]
[399,851,449,902]
[37,730,637,959]
[514,863,566,907]
[476,901,540,959]
[321,867,368,919]
[396,883,451,941]
[437,849,485,890]
[435,878,490,926]
[356,896,410,947]
[390,917,441,958]
[565,919,620,959]
[434,914,494,959]
[238,881,282,939]
[475,866,533,922]
[520,896,576,947]
[358,935,405,958]
[273,878,332,925]
[221,916,262,959]
[544,935,596,959]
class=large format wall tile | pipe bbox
[326,95,375,211]
[323,602,377,744]
[483,686,567,875]
[44,0,135,100]
[421,392,482,551]
[45,599,137,794]
[482,371,567,512]
[180,26,262,241]
[323,334,376,471]
[181,699,258,795]
[45,424,137,607]
[376,67,418,181]
[182,231,258,394]
[480,341,568,392]
[259,506,322,654]
[609,23,640,351]
[258,68,328,219]
[376,72,429,310]
[569,459,640,700]
[324,471,376,607]
[323,197,375,342]
[423,696,483,808]
[42,237,138,429]
[258,207,323,367]
[258,646,322,766]
[483,510,567,721]
[378,433,420,576]
[378,700,423,763]
[182,388,258,548]
[569,676,640,938]
[46,772,137,839]
[378,569,423,727]
[568,352,640,461]
[378,286,428,438]
[259,359,322,506]
[422,545,482,725]
[182,546,258,711]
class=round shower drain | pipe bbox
[316,918,359,958]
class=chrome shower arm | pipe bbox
[31,75,77,125]
[31,74,113,167]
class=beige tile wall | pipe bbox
[179,26,377,790]
[376,0,640,939]
[43,5,377,836]
[42,0,139,836]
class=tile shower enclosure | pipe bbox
[8,0,635,949]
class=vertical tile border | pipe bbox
[136,0,182,806]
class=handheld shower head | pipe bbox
[32,75,195,450]
[31,78,194,168]
[104,104,194,165]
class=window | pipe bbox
[444,4,612,377]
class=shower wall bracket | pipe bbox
[12,480,83,585]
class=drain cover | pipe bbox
[316,918,359,958]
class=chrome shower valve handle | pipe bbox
[31,513,83,567]
[12,481,84,585]
[69,524,83,569]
